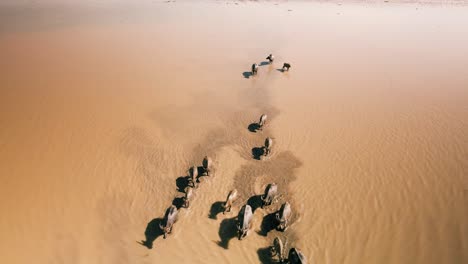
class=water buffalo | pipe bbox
[159,205,178,239]
[261,183,278,208]
[266,54,275,63]
[237,204,253,240]
[275,202,291,231]
[282,63,291,71]
[258,114,267,130]
[202,156,212,176]
[287,248,307,264]
[252,63,259,75]
[264,137,273,156]
[223,189,238,214]
[271,236,285,262]
[182,187,193,208]
[188,166,198,188]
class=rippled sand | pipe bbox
[0,1,467,263]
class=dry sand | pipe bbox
[1,0,467,263]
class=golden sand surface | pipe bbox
[1,1,467,263]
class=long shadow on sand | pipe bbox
[209,201,225,220]
[196,166,207,183]
[172,197,185,209]
[196,166,205,176]
[258,246,274,264]
[277,68,290,73]
[176,176,190,192]
[248,122,261,133]
[139,218,164,249]
[258,212,278,236]
[243,71,253,79]
[252,147,265,160]
[247,195,263,213]
[216,217,237,249]
[259,61,270,66]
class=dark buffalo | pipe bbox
[287,248,307,264]
[182,187,193,208]
[188,166,198,188]
[258,114,267,130]
[270,236,285,262]
[237,204,253,240]
[282,63,291,71]
[275,202,291,231]
[261,183,278,208]
[159,205,178,239]
[223,189,238,214]
[202,156,212,176]
[264,137,273,156]
[266,54,275,63]
[252,63,259,75]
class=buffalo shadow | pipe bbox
[209,201,225,220]
[197,166,205,175]
[196,166,208,182]
[248,122,261,133]
[258,212,278,236]
[216,217,237,249]
[259,61,270,66]
[172,197,185,209]
[257,246,274,264]
[243,71,253,79]
[252,147,265,160]
[247,194,263,213]
[138,218,164,249]
[176,176,190,192]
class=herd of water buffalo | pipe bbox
[252,54,291,76]
[156,55,305,263]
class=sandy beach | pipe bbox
[1,0,467,263]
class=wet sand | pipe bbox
[1,1,468,263]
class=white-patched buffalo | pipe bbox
[182,187,193,208]
[223,189,238,214]
[252,63,259,75]
[202,156,212,176]
[266,54,275,63]
[188,166,198,188]
[237,204,253,240]
[159,205,178,239]
[288,248,307,264]
[261,183,278,208]
[276,202,291,231]
[258,114,267,130]
[271,236,285,262]
[282,63,291,71]
[264,137,273,156]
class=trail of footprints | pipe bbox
[146,55,306,263]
